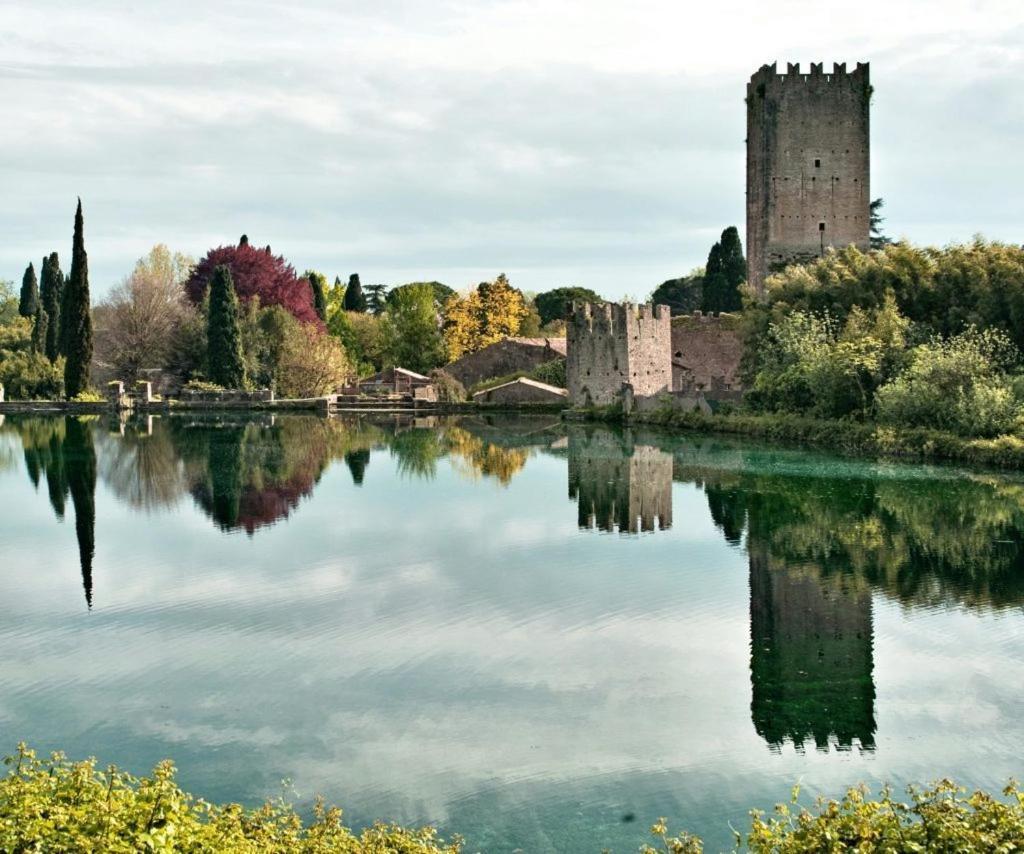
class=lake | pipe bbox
[1,412,1022,852]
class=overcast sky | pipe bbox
[2,0,1022,300]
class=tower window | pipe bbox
[814,158,821,167]
[819,222,826,232]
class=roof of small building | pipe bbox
[472,376,569,399]
[359,366,431,383]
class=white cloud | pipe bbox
[1,0,1022,298]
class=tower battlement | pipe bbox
[746,60,871,296]
[567,302,671,407]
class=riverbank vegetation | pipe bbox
[3,745,1022,852]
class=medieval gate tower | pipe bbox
[746,62,871,295]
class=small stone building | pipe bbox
[445,337,566,388]
[355,367,431,395]
[472,377,568,405]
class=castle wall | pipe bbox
[747,61,871,296]
[670,312,744,392]
[567,302,671,407]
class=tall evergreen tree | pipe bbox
[365,284,389,315]
[31,306,48,354]
[701,227,746,313]
[19,262,39,318]
[343,273,368,313]
[63,199,94,398]
[701,241,725,313]
[39,253,64,361]
[206,264,246,389]
[306,272,328,322]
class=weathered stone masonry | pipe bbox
[746,61,871,296]
[567,302,672,407]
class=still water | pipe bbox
[1,412,1022,851]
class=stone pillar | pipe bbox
[0,382,5,403]
[139,381,154,404]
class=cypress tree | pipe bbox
[343,273,368,313]
[31,306,48,354]
[63,199,94,399]
[39,253,64,361]
[239,234,249,247]
[718,226,746,312]
[701,241,725,313]
[308,272,328,322]
[206,264,246,389]
[19,262,39,318]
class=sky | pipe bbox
[1,0,1022,301]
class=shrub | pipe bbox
[70,388,105,403]
[429,369,466,403]
[530,358,567,388]
[0,744,461,853]
[0,350,64,399]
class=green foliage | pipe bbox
[869,197,893,250]
[0,744,462,853]
[70,388,106,403]
[534,286,602,326]
[343,273,367,313]
[304,271,328,322]
[0,279,18,326]
[364,283,389,315]
[702,226,745,313]
[0,349,65,399]
[386,282,453,315]
[876,327,1021,436]
[379,282,446,374]
[19,262,39,318]
[31,306,48,354]
[206,265,247,390]
[183,379,226,393]
[429,369,466,403]
[39,252,64,361]
[651,272,703,316]
[62,199,94,399]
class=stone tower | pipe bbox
[566,302,671,407]
[746,61,871,296]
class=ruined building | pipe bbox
[567,302,671,407]
[746,61,871,295]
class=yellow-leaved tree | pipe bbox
[443,274,528,361]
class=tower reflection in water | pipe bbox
[567,427,673,533]
[567,426,877,752]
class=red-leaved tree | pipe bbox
[185,242,320,326]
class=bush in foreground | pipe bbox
[0,744,461,853]
[4,745,1023,852]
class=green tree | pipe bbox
[650,271,703,316]
[206,265,246,389]
[343,273,368,313]
[62,200,94,399]
[364,284,389,315]
[18,263,39,318]
[304,271,328,322]
[39,253,63,361]
[534,286,602,326]
[386,282,453,315]
[702,227,745,313]
[30,307,48,354]
[379,282,445,373]
[869,197,893,250]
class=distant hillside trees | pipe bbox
[185,238,319,326]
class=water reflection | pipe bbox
[567,427,673,533]
[3,414,1024,759]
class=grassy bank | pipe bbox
[585,406,1024,470]
[2,745,1023,852]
